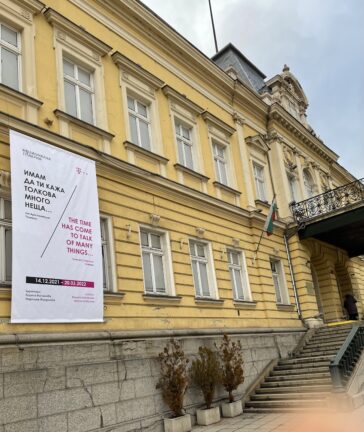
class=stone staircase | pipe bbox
[244,324,353,413]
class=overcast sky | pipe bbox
[142,0,364,179]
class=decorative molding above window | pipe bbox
[202,111,235,136]
[14,0,45,15]
[44,8,112,56]
[162,85,204,117]
[54,109,115,140]
[245,135,270,154]
[124,141,169,164]
[112,52,164,90]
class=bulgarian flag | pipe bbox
[264,198,278,236]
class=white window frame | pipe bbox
[0,21,21,91]
[100,215,117,292]
[63,57,95,124]
[189,239,218,299]
[212,140,229,186]
[270,258,290,305]
[227,249,251,301]
[139,227,175,296]
[253,162,267,201]
[127,93,152,150]
[175,119,194,170]
[0,2,40,99]
[0,197,12,285]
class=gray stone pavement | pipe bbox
[192,404,364,431]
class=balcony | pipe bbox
[290,178,364,257]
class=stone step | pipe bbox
[315,326,352,335]
[297,349,338,357]
[304,340,346,349]
[309,334,349,343]
[243,406,330,414]
[279,355,333,365]
[266,372,330,382]
[251,392,330,401]
[256,384,332,394]
[261,377,331,388]
[245,399,327,409]
[302,341,342,351]
[271,366,329,376]
[275,360,330,370]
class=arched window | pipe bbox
[303,169,315,198]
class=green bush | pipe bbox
[156,339,189,417]
[216,334,244,403]
[190,346,221,409]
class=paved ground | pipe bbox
[192,404,364,431]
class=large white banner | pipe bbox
[10,130,103,323]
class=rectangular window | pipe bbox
[100,216,115,292]
[227,249,250,301]
[213,142,228,185]
[63,58,94,124]
[127,96,151,150]
[253,163,267,201]
[141,229,167,294]
[270,259,288,304]
[0,198,12,284]
[175,121,194,169]
[189,240,215,298]
[0,23,21,90]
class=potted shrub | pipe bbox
[190,346,221,426]
[156,339,191,432]
[216,334,244,417]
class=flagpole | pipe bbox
[252,193,277,265]
[208,0,219,53]
[252,230,264,264]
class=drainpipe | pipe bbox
[284,231,303,322]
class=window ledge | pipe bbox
[104,292,125,305]
[276,303,295,311]
[143,293,182,302]
[195,297,224,305]
[255,199,271,208]
[174,164,209,181]
[54,110,115,140]
[233,300,257,309]
[0,84,43,108]
[213,181,241,195]
[124,141,169,164]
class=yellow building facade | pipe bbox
[0,0,363,336]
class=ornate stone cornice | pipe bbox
[202,111,235,136]
[44,8,112,56]
[268,103,338,163]
[112,51,164,90]
[90,0,267,118]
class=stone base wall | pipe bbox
[0,329,304,432]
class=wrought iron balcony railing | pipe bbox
[290,178,364,225]
[330,325,364,390]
